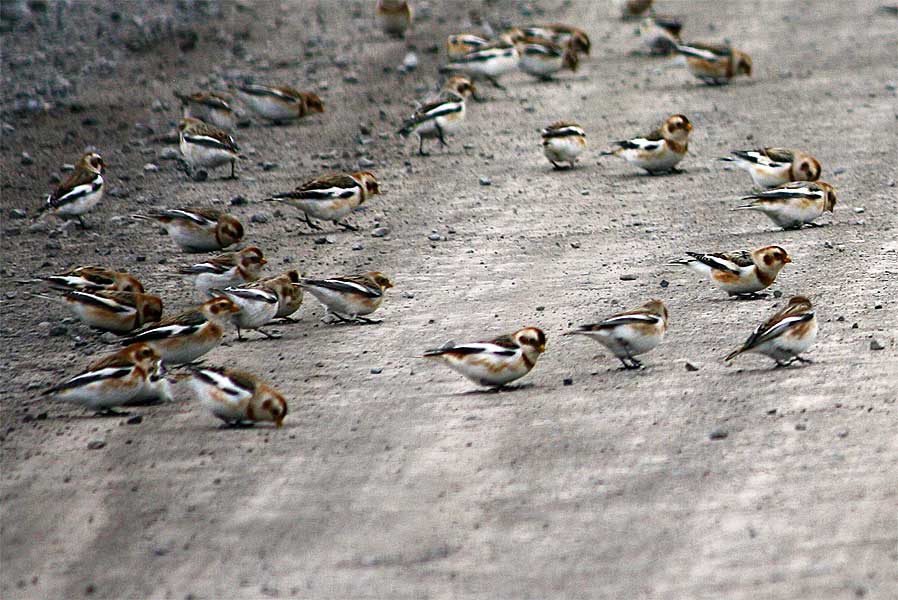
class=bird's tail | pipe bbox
[731,202,760,211]
[724,348,743,362]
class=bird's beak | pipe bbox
[538,343,546,353]
[260,258,268,266]
[275,417,284,428]
[784,255,792,263]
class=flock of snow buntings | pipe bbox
[34,0,836,428]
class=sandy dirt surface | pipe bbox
[2,1,897,598]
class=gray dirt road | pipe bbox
[1,1,897,599]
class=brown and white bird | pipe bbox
[541,121,587,169]
[565,300,668,369]
[121,297,239,365]
[35,290,162,334]
[725,296,818,367]
[249,270,303,321]
[41,343,170,414]
[133,208,244,252]
[174,91,237,131]
[398,77,477,155]
[446,33,491,60]
[422,327,547,389]
[375,0,413,38]
[603,114,692,174]
[40,265,145,294]
[719,147,821,188]
[178,117,239,179]
[233,84,324,123]
[267,171,380,231]
[674,42,752,85]
[441,42,520,89]
[210,286,280,340]
[188,366,287,428]
[515,37,580,80]
[638,16,683,55]
[40,152,105,227]
[299,271,393,324]
[671,246,792,298]
[734,181,837,230]
[615,0,653,19]
[179,246,267,296]
[518,24,591,55]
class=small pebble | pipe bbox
[853,207,865,214]
[371,227,390,238]
[250,213,269,224]
[48,325,67,337]
[126,415,143,425]
[795,423,807,431]
[191,170,208,182]
[262,162,279,171]
[358,157,375,168]
[570,242,581,249]
[836,430,849,439]
[159,147,180,160]
[370,367,383,374]
[562,377,573,386]
[870,339,884,351]
[427,233,442,241]
[773,290,783,298]
[230,195,248,206]
[9,208,27,219]
[20,152,33,165]
[709,428,728,440]
[87,440,106,450]
[479,177,492,186]
[833,167,846,175]
[660,279,669,288]
[351,242,364,251]
[619,274,637,281]
[143,163,160,173]
[685,362,699,372]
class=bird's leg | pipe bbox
[436,124,447,148]
[486,76,505,89]
[418,135,430,156]
[228,161,238,179]
[336,220,359,232]
[236,326,245,342]
[304,213,322,231]
[353,315,382,325]
[257,328,281,340]
[278,316,300,324]
[794,356,814,364]
[551,161,562,170]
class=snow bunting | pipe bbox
[671,245,791,298]
[121,297,239,365]
[41,343,169,413]
[210,286,280,340]
[734,181,837,229]
[638,16,682,55]
[178,117,239,179]
[39,152,105,227]
[719,147,821,188]
[516,36,580,80]
[250,270,303,321]
[375,0,413,38]
[41,265,145,294]
[615,0,653,19]
[233,84,324,123]
[133,208,244,252]
[541,121,587,169]
[674,43,752,85]
[422,327,547,388]
[188,366,287,428]
[725,296,817,367]
[35,290,162,334]
[398,78,477,155]
[174,91,236,131]
[179,246,267,296]
[441,43,520,89]
[603,114,692,174]
[299,271,393,324]
[446,33,491,60]
[564,300,668,369]
[518,24,591,56]
[267,171,380,231]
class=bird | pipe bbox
[233,83,324,124]
[178,117,239,179]
[210,286,280,340]
[179,246,267,296]
[517,24,591,56]
[266,171,380,231]
[398,77,477,155]
[187,366,287,428]
[39,152,105,227]
[299,271,393,324]
[725,296,818,367]
[718,147,822,189]
[673,42,752,85]
[375,0,413,38]
[671,246,792,298]
[40,265,145,294]
[733,181,837,230]
[249,270,303,322]
[541,121,587,169]
[446,33,491,60]
[132,208,244,252]
[440,42,520,89]
[173,91,237,131]
[422,327,547,389]
[120,297,239,365]
[615,0,653,19]
[564,300,668,369]
[638,16,683,55]
[41,343,170,414]
[34,290,163,334]
[515,37,580,80]
[602,114,692,174]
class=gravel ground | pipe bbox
[1,1,897,599]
